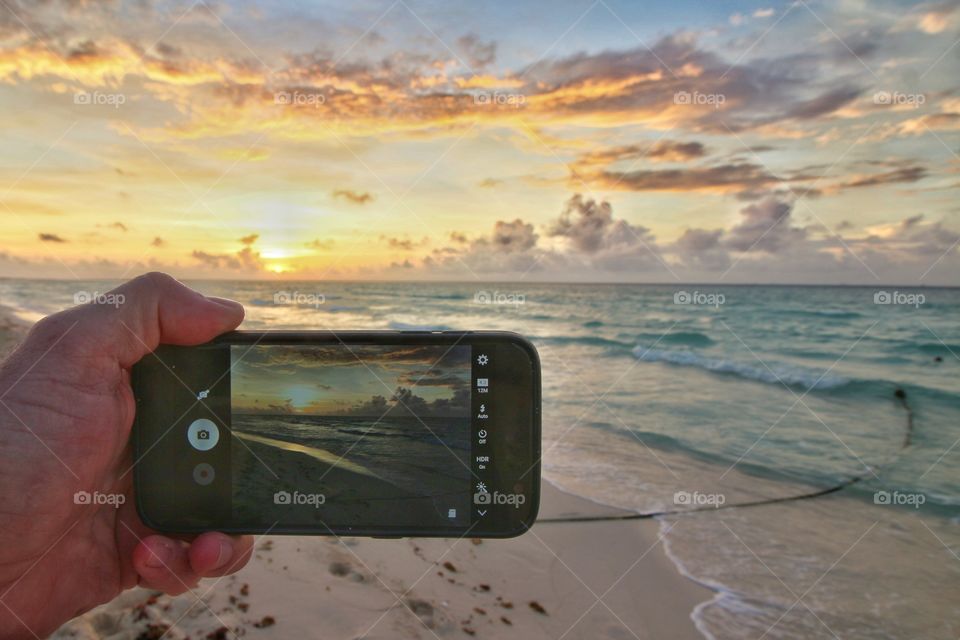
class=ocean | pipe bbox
[1,279,958,638]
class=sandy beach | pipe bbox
[0,306,712,639]
[52,482,711,639]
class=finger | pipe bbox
[188,532,255,578]
[132,534,201,595]
[29,272,244,368]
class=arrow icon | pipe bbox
[477,510,487,516]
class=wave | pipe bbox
[658,331,715,347]
[802,309,863,319]
[534,335,635,349]
[899,342,960,356]
[536,331,714,351]
[632,346,850,390]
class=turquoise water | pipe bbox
[1,279,958,638]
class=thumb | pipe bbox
[32,272,244,368]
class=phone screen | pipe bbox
[133,332,540,537]
[229,344,473,529]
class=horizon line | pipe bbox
[0,275,957,289]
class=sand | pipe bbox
[51,483,711,639]
[0,306,712,639]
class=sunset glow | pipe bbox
[0,0,957,284]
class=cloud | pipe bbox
[382,236,427,250]
[335,386,470,418]
[835,165,928,190]
[456,34,496,68]
[862,213,960,256]
[723,197,806,253]
[0,20,889,143]
[191,246,263,271]
[239,233,259,245]
[583,161,782,194]
[151,236,165,247]
[487,219,538,252]
[38,233,67,243]
[673,228,729,270]
[306,238,334,249]
[332,189,374,204]
[546,194,652,254]
[575,140,707,167]
[916,1,958,33]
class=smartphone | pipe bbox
[132,331,540,538]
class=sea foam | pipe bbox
[632,346,850,391]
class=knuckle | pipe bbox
[28,312,74,344]
[136,271,177,291]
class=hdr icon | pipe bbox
[476,455,489,470]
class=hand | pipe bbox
[0,273,254,638]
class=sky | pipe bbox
[231,345,471,416]
[0,0,958,284]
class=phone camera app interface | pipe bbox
[229,344,473,529]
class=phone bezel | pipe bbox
[133,330,541,538]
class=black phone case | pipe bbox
[133,330,541,538]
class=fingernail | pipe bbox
[145,540,173,569]
[214,538,233,569]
